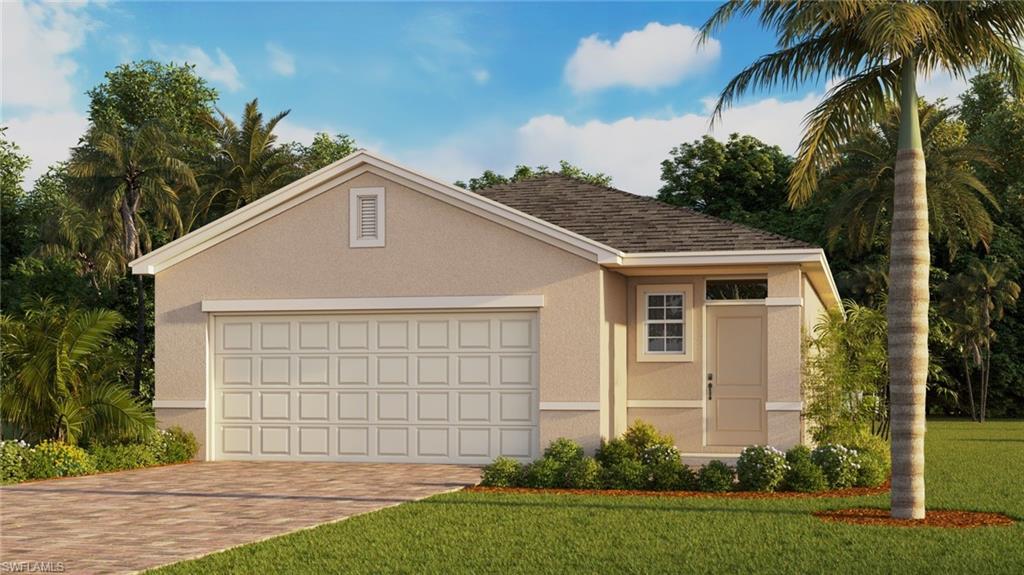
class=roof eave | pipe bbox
[604,248,842,310]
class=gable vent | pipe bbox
[358,195,378,239]
[349,187,385,247]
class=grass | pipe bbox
[152,420,1023,574]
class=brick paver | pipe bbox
[0,462,480,574]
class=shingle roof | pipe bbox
[475,174,815,253]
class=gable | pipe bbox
[130,151,622,275]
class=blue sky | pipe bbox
[3,1,970,194]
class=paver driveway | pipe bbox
[0,462,480,574]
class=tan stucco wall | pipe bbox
[600,269,628,438]
[621,268,807,452]
[153,169,604,456]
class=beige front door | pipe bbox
[706,305,767,447]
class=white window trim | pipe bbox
[349,187,385,247]
[636,283,694,363]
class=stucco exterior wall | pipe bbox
[621,267,807,453]
[600,269,628,438]
[153,170,604,458]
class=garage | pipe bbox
[211,311,539,463]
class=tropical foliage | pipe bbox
[0,298,153,445]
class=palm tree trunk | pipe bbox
[962,356,977,421]
[888,56,928,520]
[980,299,991,423]
[134,273,147,396]
[121,185,146,397]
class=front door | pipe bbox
[706,305,767,447]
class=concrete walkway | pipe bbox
[0,461,480,574]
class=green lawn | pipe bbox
[153,420,1023,574]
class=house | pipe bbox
[131,150,840,463]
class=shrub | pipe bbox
[697,460,735,492]
[148,427,198,464]
[1,440,30,484]
[563,457,601,489]
[543,438,584,466]
[24,440,96,479]
[811,444,860,489]
[623,421,676,465]
[780,445,827,492]
[480,456,525,487]
[846,435,891,487]
[522,456,564,488]
[89,443,158,473]
[594,437,637,468]
[600,458,646,490]
[648,457,696,491]
[736,445,788,492]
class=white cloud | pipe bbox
[917,70,971,103]
[396,93,821,196]
[266,42,295,77]
[565,22,720,93]
[1,0,94,110]
[274,119,320,146]
[152,42,242,91]
[5,110,89,182]
[1,1,95,184]
[472,69,490,85]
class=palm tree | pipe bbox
[938,259,1020,422]
[68,122,198,395]
[201,99,300,220]
[824,101,999,257]
[702,1,1024,519]
[0,297,154,444]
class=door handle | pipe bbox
[707,373,713,400]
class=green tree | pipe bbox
[1,130,32,273]
[938,259,1021,422]
[0,298,154,444]
[68,122,198,395]
[703,0,1024,519]
[455,160,612,191]
[202,99,300,219]
[658,133,792,220]
[292,132,358,175]
[823,99,998,258]
[87,60,218,145]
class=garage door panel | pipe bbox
[214,312,538,462]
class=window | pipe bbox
[636,283,693,362]
[349,187,385,247]
[706,278,768,300]
[645,293,685,352]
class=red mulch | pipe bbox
[814,507,1015,528]
[464,480,890,499]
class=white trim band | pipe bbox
[764,297,803,307]
[153,400,206,409]
[627,400,702,408]
[765,401,803,411]
[680,452,741,458]
[202,295,545,313]
[539,402,601,411]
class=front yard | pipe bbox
[153,420,1023,574]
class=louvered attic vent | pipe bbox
[349,187,385,247]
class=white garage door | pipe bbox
[211,311,539,463]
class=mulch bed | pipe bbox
[814,507,1016,528]
[464,481,890,499]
